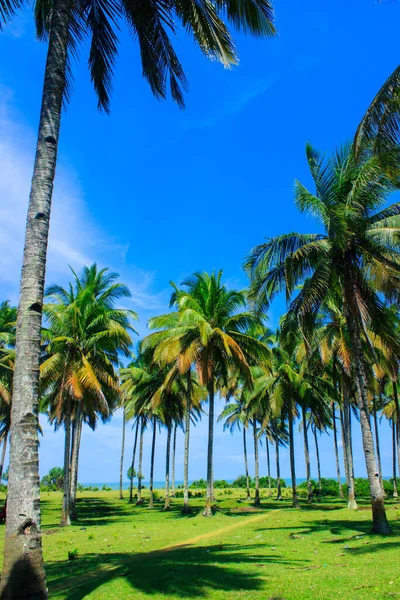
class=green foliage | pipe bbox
[127,466,136,480]
[40,467,64,491]
[190,479,207,489]
[102,485,112,491]
[298,478,339,497]
[67,549,79,561]
[232,474,286,489]
[2,467,8,482]
[214,480,231,489]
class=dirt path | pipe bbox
[51,509,280,596]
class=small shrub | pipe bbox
[88,533,95,540]
[68,549,79,561]
[93,487,99,492]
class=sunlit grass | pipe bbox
[0,489,399,599]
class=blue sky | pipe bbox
[0,0,399,483]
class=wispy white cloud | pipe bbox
[183,73,279,130]
[0,88,164,315]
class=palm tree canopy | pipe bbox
[41,264,137,426]
[245,143,400,349]
[354,65,400,163]
[145,271,270,389]
[1,0,276,111]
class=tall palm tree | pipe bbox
[0,302,16,482]
[146,271,269,516]
[41,265,136,525]
[246,142,400,533]
[219,395,252,501]
[119,404,127,500]
[1,1,276,593]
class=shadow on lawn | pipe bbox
[255,518,400,540]
[47,543,303,599]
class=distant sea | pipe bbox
[82,477,345,490]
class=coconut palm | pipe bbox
[246,142,400,533]
[146,271,270,516]
[41,265,136,526]
[1,0,277,590]
[219,395,252,501]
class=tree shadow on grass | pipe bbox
[255,518,400,543]
[47,543,304,599]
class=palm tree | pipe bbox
[2,0,276,591]
[127,417,140,503]
[41,265,136,525]
[219,395,252,501]
[331,401,344,499]
[119,404,127,500]
[0,302,16,482]
[146,271,270,516]
[246,142,400,533]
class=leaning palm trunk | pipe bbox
[129,418,140,503]
[266,435,272,497]
[119,408,126,500]
[372,396,383,490]
[342,393,357,509]
[70,402,83,519]
[243,427,251,501]
[288,410,299,508]
[171,423,177,497]
[275,438,282,501]
[0,432,8,482]
[348,318,390,533]
[301,406,312,503]
[1,0,71,592]
[313,428,322,501]
[136,417,145,505]
[253,420,260,507]
[332,402,344,498]
[61,400,72,527]
[149,416,157,508]
[203,377,215,517]
[164,425,172,510]
[392,420,398,498]
[182,375,192,514]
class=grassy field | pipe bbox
[0,489,399,599]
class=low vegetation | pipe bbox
[1,489,398,600]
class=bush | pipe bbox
[93,487,99,492]
[68,549,79,561]
[102,485,112,491]
[214,479,231,489]
[0,483,7,493]
[190,479,207,489]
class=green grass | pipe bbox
[1,489,400,599]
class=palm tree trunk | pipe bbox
[243,427,251,501]
[164,425,172,511]
[183,373,192,514]
[332,402,344,498]
[391,381,400,486]
[129,418,140,503]
[119,408,126,500]
[0,432,8,482]
[288,409,299,508]
[203,377,214,517]
[69,402,83,520]
[301,406,312,503]
[61,401,72,527]
[342,392,357,509]
[1,0,71,592]
[266,435,272,497]
[392,420,398,498]
[171,422,177,497]
[275,438,282,501]
[372,396,383,490]
[313,428,322,501]
[348,318,390,534]
[149,415,157,509]
[253,420,260,507]
[136,417,145,505]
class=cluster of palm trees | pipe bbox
[1,0,400,584]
